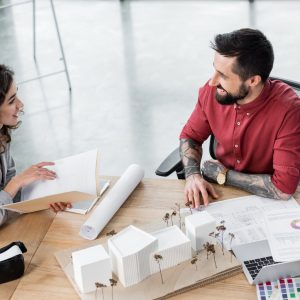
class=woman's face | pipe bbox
[0,80,23,128]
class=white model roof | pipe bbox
[152,225,190,250]
[109,225,157,257]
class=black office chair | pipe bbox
[155,76,300,180]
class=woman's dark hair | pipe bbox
[210,28,274,82]
[0,64,20,153]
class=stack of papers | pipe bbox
[181,195,300,250]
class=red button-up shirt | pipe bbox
[180,79,300,194]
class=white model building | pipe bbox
[108,225,158,287]
[149,225,192,274]
[72,245,111,293]
[185,211,216,251]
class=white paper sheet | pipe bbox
[21,149,98,201]
[80,164,144,240]
[264,208,300,262]
[181,195,299,250]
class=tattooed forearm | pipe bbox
[227,170,291,200]
[179,139,202,178]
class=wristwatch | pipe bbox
[216,168,228,185]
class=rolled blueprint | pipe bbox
[80,164,144,240]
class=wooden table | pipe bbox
[1,177,299,299]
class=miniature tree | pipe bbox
[185,201,193,215]
[154,254,164,284]
[162,213,170,227]
[174,202,183,229]
[190,257,198,271]
[95,282,107,300]
[109,278,117,300]
[228,232,235,262]
[106,229,117,237]
[203,242,217,268]
[170,210,177,226]
[216,220,226,255]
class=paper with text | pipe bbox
[264,208,300,262]
[182,195,299,250]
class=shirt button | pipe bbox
[237,121,241,126]
[237,160,240,164]
[235,144,239,148]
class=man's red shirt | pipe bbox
[180,79,300,194]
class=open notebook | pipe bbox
[2,149,101,214]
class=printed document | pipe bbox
[264,208,300,262]
[182,195,299,250]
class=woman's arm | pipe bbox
[0,191,12,226]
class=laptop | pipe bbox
[232,239,300,284]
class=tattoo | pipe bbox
[227,170,291,200]
[201,160,221,183]
[179,139,202,177]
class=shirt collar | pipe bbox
[236,79,271,113]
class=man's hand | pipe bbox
[49,202,72,213]
[184,173,219,208]
[201,159,227,182]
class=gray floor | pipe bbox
[1,0,300,178]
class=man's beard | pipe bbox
[215,83,249,105]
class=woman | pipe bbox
[0,64,70,227]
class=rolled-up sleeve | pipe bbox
[180,85,212,143]
[272,104,300,194]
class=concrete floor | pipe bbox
[1,0,300,178]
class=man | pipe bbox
[179,28,300,208]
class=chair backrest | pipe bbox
[209,76,300,159]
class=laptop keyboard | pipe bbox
[244,256,279,279]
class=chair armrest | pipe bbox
[155,147,183,177]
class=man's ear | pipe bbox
[247,75,262,87]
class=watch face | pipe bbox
[217,173,226,185]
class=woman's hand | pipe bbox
[49,202,72,213]
[4,162,57,198]
[13,162,57,188]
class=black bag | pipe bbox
[0,241,27,284]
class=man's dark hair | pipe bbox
[210,28,274,82]
[0,64,19,152]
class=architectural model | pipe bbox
[185,211,216,251]
[108,225,158,287]
[149,225,191,274]
[72,211,218,292]
[72,244,111,293]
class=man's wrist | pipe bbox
[185,171,202,179]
